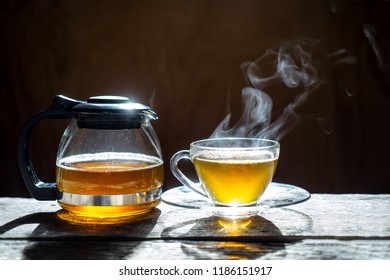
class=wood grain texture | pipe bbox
[1,195,390,239]
[0,195,389,259]
[1,239,389,260]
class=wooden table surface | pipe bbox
[1,194,389,260]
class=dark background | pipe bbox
[1,0,390,197]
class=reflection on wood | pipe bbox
[0,195,389,259]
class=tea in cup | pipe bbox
[170,138,280,208]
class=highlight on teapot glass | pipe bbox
[17,95,163,219]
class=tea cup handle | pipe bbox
[170,150,208,197]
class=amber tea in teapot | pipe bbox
[18,95,163,220]
[56,152,164,217]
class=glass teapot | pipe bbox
[17,95,163,219]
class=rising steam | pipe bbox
[210,38,322,141]
[363,24,384,70]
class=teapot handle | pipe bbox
[17,95,79,200]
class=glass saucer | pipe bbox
[161,182,311,217]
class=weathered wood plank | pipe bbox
[1,194,389,260]
[1,239,389,260]
[1,195,389,240]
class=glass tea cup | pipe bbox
[170,138,280,212]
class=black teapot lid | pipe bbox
[56,95,157,129]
